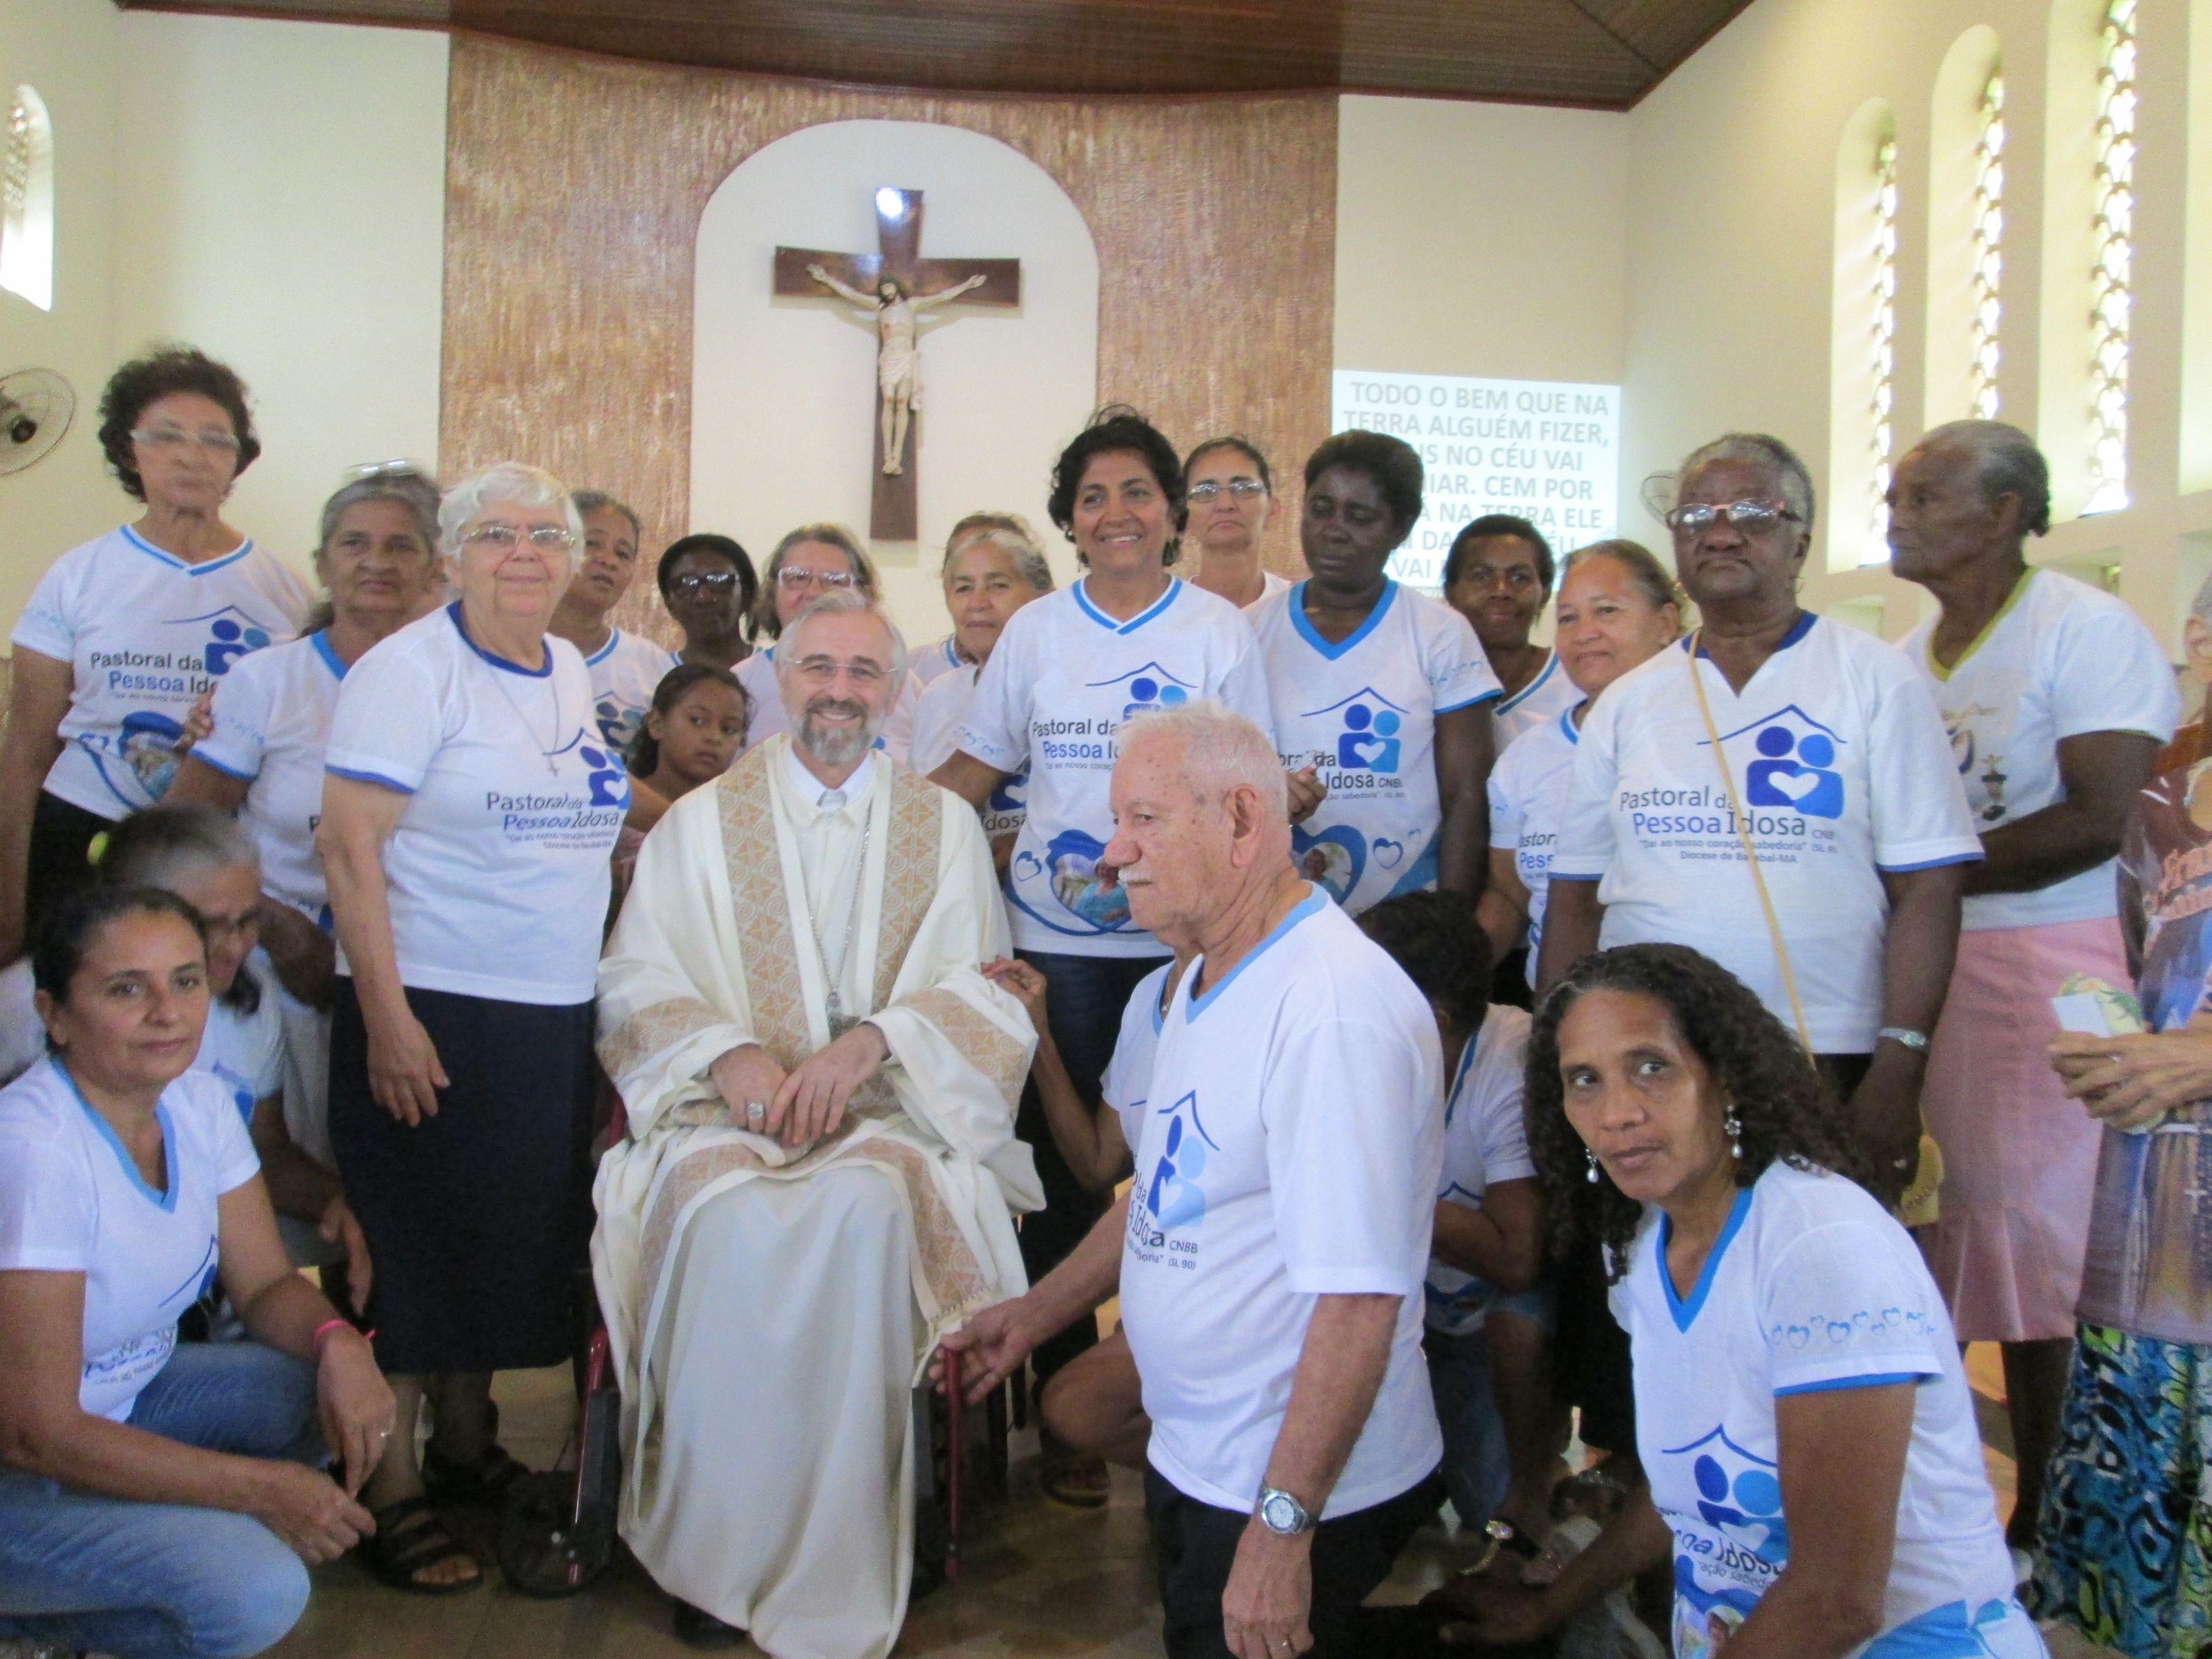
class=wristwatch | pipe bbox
[1255,1484,1316,1537]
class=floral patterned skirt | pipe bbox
[2032,1323,2212,1659]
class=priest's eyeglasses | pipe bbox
[132,425,241,455]
[1662,500,1803,535]
[462,523,577,553]
[1188,478,1268,503]
[790,655,888,687]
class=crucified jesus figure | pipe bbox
[807,264,989,475]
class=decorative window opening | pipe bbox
[1867,134,1900,556]
[2087,0,2136,513]
[1971,70,2005,418]
[1,86,53,312]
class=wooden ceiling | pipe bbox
[119,0,1756,108]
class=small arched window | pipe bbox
[1829,100,1901,568]
[2087,0,2136,512]
[1970,69,2006,418]
[0,85,54,312]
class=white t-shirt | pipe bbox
[1121,891,1445,1516]
[12,527,312,818]
[194,630,346,924]
[583,627,677,758]
[910,664,1028,842]
[957,577,1276,957]
[1551,615,1982,1052]
[908,634,966,689]
[0,1058,261,1421]
[1488,706,1582,989]
[324,604,624,1005]
[0,956,285,1118]
[1613,1163,2037,1659]
[738,642,919,767]
[1491,651,1582,751]
[1101,959,1175,1152]
[1250,581,1501,915]
[1426,1005,1535,1338]
[1902,568,2180,932]
[1242,569,1294,615]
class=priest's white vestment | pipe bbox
[593,736,1042,1659]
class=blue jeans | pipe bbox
[1427,1324,1511,1528]
[0,1342,323,1658]
[1015,948,1171,1392]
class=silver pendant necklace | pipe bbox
[483,653,563,776]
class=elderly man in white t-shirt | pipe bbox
[946,701,1445,1659]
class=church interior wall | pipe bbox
[1619,0,2212,656]
[0,0,120,634]
[8,0,2211,670]
[438,37,1338,648]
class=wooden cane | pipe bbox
[942,1346,964,1582]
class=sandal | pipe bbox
[1038,1434,1109,1509]
[364,1495,484,1595]
[422,1440,532,1509]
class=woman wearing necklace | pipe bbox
[317,464,627,1594]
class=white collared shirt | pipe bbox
[776,740,880,1009]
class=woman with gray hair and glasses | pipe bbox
[1539,433,1980,1210]
[907,513,1056,791]
[0,346,312,963]
[313,462,626,1594]
[736,522,922,762]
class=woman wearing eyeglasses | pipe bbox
[1183,435,1290,612]
[314,463,626,1594]
[0,347,312,964]
[736,524,922,761]
[659,531,760,677]
[1538,434,1979,1205]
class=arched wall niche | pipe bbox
[1924,27,2005,427]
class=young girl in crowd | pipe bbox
[626,665,751,803]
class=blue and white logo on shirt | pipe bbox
[1711,706,1846,821]
[190,606,274,676]
[1091,661,1196,723]
[1661,1424,1783,1653]
[1302,687,1407,777]
[1143,1089,1217,1231]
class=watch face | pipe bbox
[1261,1492,1302,1533]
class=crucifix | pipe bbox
[774,187,1021,540]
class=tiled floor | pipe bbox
[270,1349,2020,1657]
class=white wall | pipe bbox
[0,0,119,632]
[691,119,1100,646]
[1334,95,1628,389]
[111,12,447,578]
[1621,0,2209,651]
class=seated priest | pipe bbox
[592,588,1043,1658]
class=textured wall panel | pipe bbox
[440,36,1337,639]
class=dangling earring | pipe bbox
[1586,1149,1601,1185]
[1723,1107,1743,1161]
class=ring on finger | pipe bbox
[745,1099,767,1127]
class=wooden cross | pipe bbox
[774,187,1021,541]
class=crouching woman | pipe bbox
[0,886,394,1658]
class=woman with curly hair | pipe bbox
[1463,944,2041,1658]
[0,346,312,961]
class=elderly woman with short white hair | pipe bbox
[315,462,627,1593]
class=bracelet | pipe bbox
[1877,1026,1930,1053]
[312,1317,361,1353]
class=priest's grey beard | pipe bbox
[796,695,883,767]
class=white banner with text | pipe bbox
[1330,371,1622,591]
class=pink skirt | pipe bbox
[1921,915,2121,1342]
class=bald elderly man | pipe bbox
[946,702,1445,1659]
